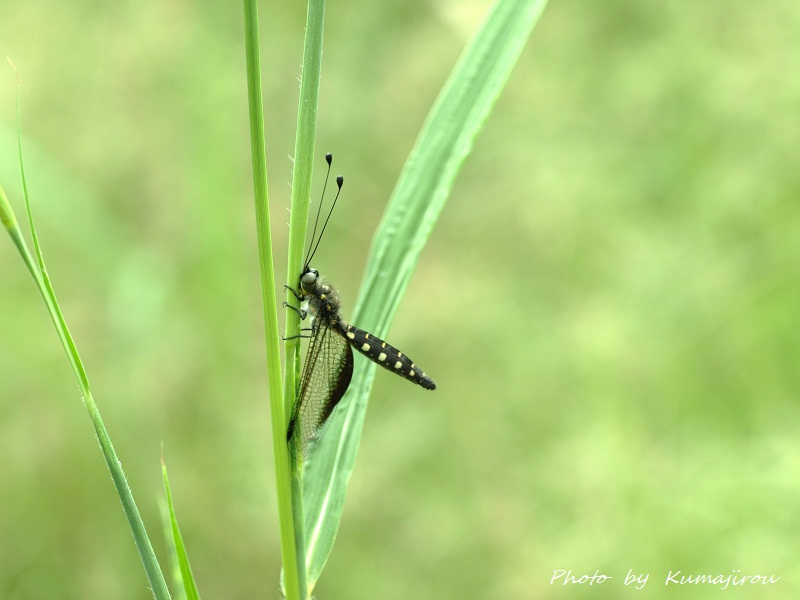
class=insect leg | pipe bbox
[283,301,308,320]
[284,284,304,302]
[283,331,312,340]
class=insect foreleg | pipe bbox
[284,284,304,302]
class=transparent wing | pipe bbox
[287,319,354,459]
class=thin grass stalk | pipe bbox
[282,0,327,596]
[0,76,171,599]
[240,1,304,599]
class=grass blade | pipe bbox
[240,0,305,598]
[280,0,328,598]
[1,67,171,599]
[298,0,549,586]
[162,458,201,600]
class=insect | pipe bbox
[285,153,436,459]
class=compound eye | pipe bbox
[301,269,318,288]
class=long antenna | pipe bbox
[303,153,333,267]
[304,154,344,268]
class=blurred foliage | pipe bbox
[1,1,798,599]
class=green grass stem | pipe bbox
[281,0,329,596]
[240,1,304,598]
[0,74,171,599]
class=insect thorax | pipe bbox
[302,277,343,324]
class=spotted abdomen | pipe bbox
[338,323,436,390]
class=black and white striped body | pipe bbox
[287,267,435,458]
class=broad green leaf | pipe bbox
[299,0,549,587]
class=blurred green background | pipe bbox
[1,1,798,598]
